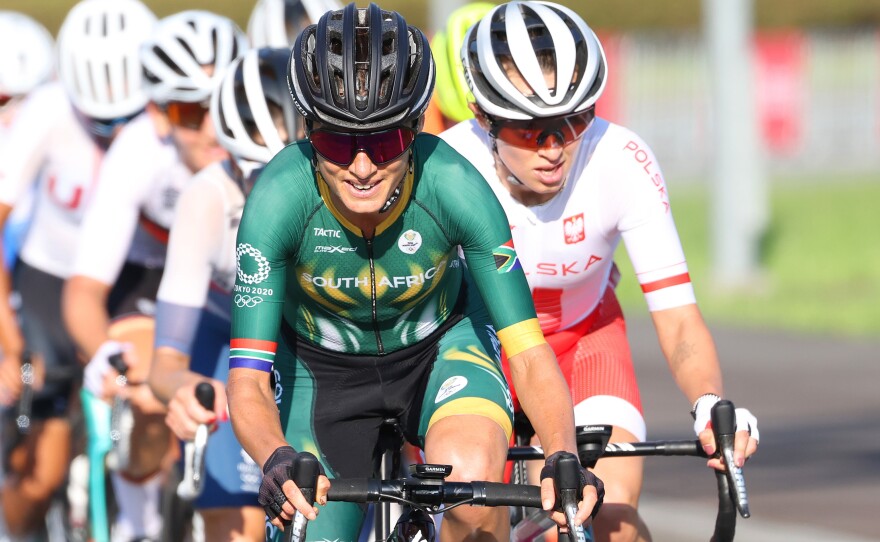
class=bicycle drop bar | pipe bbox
[326,478,543,508]
[177,381,215,500]
[506,401,749,542]
[107,353,133,471]
[15,351,35,434]
[285,453,557,542]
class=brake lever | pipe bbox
[286,452,322,542]
[177,381,216,500]
[554,453,587,542]
[711,400,751,518]
[15,351,34,434]
[106,353,132,471]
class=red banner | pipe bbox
[595,31,622,124]
[754,32,806,155]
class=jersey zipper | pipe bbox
[365,237,385,354]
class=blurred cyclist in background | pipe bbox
[440,2,760,541]
[148,47,301,542]
[422,2,495,135]
[247,0,342,48]
[61,10,246,542]
[0,1,156,539]
[0,11,54,272]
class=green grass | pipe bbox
[613,174,880,338]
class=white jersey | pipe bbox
[440,118,695,333]
[157,161,244,321]
[0,83,104,278]
[72,113,195,285]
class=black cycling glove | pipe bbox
[258,446,326,520]
[540,451,605,520]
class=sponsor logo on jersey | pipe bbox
[435,376,468,403]
[493,240,522,274]
[314,245,357,254]
[236,243,270,284]
[398,229,423,254]
[47,174,84,210]
[162,186,180,211]
[313,227,342,238]
[563,213,586,244]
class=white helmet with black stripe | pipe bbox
[462,1,607,120]
[56,0,157,119]
[0,11,54,100]
[141,10,247,105]
[211,47,302,173]
[247,0,343,48]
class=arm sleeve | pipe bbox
[612,133,696,311]
[432,146,545,357]
[154,300,202,355]
[0,90,56,206]
[71,124,153,284]
[156,176,224,309]
[229,156,304,373]
[153,176,226,355]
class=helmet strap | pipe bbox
[491,137,525,187]
[379,153,412,213]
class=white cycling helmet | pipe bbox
[211,47,301,170]
[247,0,343,48]
[463,1,607,120]
[141,10,247,105]
[57,0,157,120]
[0,11,54,99]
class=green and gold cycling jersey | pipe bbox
[229,134,544,368]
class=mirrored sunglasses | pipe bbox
[309,127,416,166]
[488,110,594,149]
[163,99,211,130]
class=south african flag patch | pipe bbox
[493,240,522,274]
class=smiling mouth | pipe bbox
[347,180,381,195]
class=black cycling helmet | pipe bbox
[288,2,435,132]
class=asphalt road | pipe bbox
[625,316,880,541]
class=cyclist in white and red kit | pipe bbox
[0,1,156,538]
[62,10,246,541]
[440,3,760,541]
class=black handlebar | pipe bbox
[325,477,543,508]
[282,401,749,542]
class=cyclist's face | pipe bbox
[315,145,410,219]
[166,101,229,173]
[158,65,229,173]
[487,63,581,203]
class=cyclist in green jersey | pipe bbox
[225,3,603,542]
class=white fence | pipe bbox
[604,29,880,181]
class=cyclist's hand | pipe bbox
[83,340,129,401]
[166,380,225,441]
[693,395,760,469]
[0,354,23,406]
[539,451,605,528]
[259,446,331,529]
